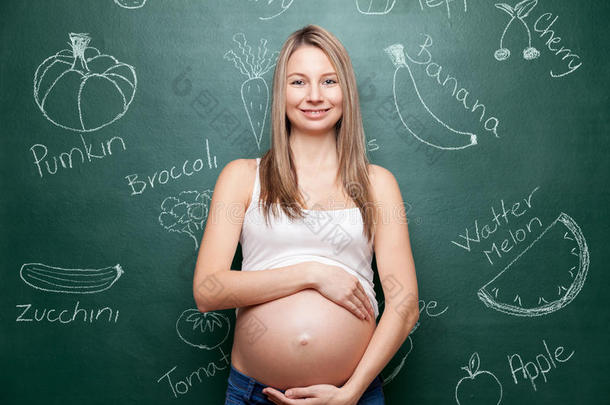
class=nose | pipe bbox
[306,83,323,102]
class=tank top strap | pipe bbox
[247,158,261,212]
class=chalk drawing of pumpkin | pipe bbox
[33,32,137,132]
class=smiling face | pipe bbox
[285,45,343,135]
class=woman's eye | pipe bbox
[324,79,337,85]
[291,79,304,85]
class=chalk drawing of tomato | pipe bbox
[356,0,397,15]
[478,212,589,317]
[114,0,147,9]
[33,32,137,132]
[176,309,231,350]
[455,352,502,405]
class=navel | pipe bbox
[297,332,310,346]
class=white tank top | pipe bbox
[236,158,378,318]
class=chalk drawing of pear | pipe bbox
[33,33,137,133]
[114,0,147,9]
[248,0,295,20]
[356,0,397,15]
[478,212,589,317]
[494,0,540,61]
[159,190,213,250]
[385,43,477,150]
[224,33,279,149]
[176,308,231,350]
[455,352,502,404]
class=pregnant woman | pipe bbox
[193,25,419,405]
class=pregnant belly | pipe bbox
[230,289,376,390]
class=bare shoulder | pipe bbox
[216,158,257,208]
[367,163,401,199]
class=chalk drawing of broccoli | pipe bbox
[224,33,279,150]
[159,190,212,250]
[494,0,540,61]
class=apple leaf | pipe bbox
[469,352,480,374]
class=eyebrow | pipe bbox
[287,72,338,78]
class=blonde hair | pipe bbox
[258,24,376,243]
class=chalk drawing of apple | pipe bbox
[455,352,502,404]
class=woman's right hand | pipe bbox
[299,261,375,321]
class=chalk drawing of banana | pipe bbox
[114,0,147,9]
[248,0,295,20]
[385,44,477,150]
[494,0,540,61]
[33,32,137,133]
[478,212,589,316]
[224,33,279,149]
[20,263,124,294]
[356,0,397,15]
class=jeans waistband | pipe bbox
[228,364,382,394]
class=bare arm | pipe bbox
[342,165,420,401]
[193,159,316,313]
[195,265,316,312]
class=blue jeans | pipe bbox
[225,364,385,404]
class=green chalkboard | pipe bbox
[1,0,609,404]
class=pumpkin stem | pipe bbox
[69,32,91,72]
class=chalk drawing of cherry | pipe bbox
[494,0,540,61]
[33,33,137,132]
[455,352,502,405]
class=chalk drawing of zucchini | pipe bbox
[20,263,124,294]
[33,33,137,133]
[385,43,477,150]
[224,33,279,149]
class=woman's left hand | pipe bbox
[262,384,357,404]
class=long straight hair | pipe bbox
[258,24,376,243]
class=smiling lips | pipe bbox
[300,108,331,118]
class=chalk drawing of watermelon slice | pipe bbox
[478,212,589,317]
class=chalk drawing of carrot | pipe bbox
[494,0,540,61]
[224,33,279,148]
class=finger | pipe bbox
[264,389,283,404]
[355,283,375,319]
[347,294,368,320]
[351,285,371,320]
